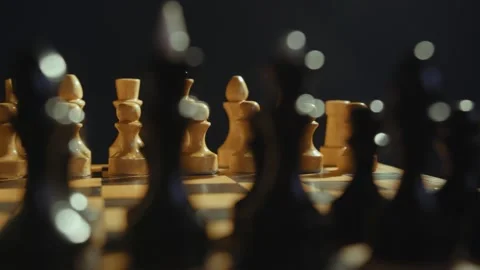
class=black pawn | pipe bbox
[124,3,208,269]
[370,48,454,265]
[0,44,95,269]
[330,106,386,247]
[233,36,332,270]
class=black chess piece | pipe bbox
[435,107,480,253]
[124,2,209,269]
[330,106,387,247]
[369,45,455,266]
[232,33,332,270]
[0,44,97,269]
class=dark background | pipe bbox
[0,0,477,176]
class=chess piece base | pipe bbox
[320,146,346,167]
[300,152,323,174]
[229,151,255,173]
[217,147,233,169]
[181,152,218,175]
[0,158,27,179]
[69,157,91,178]
[108,157,148,176]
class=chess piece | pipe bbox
[218,76,260,168]
[299,97,324,174]
[58,75,91,178]
[229,100,260,173]
[0,44,99,269]
[181,78,194,153]
[330,106,386,246]
[320,100,351,166]
[108,78,147,176]
[337,102,378,173]
[435,107,480,259]
[369,43,454,266]
[181,100,218,175]
[0,79,27,179]
[233,32,332,270]
[125,3,209,269]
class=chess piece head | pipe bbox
[226,76,249,102]
[4,79,18,104]
[116,78,140,100]
[58,74,83,101]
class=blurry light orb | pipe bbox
[374,133,390,147]
[69,192,88,211]
[286,31,306,50]
[68,106,85,124]
[295,94,315,115]
[39,52,67,79]
[169,31,190,52]
[54,208,91,244]
[186,46,204,67]
[414,41,435,60]
[304,50,325,70]
[311,99,325,118]
[192,101,210,121]
[459,99,475,112]
[178,98,197,118]
[428,102,451,122]
[369,100,384,113]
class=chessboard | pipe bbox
[0,163,446,269]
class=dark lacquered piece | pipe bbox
[124,3,209,270]
[331,107,387,247]
[232,38,332,270]
[370,49,454,264]
[0,44,95,269]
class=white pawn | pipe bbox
[180,99,218,175]
[296,94,324,173]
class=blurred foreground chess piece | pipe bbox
[218,76,260,170]
[0,44,100,269]
[337,102,378,173]
[108,78,147,176]
[0,79,27,179]
[320,100,350,166]
[125,2,209,268]
[331,106,386,246]
[181,99,218,175]
[58,74,91,178]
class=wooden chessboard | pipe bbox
[0,163,447,269]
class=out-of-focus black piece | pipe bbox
[124,2,209,269]
[330,106,386,247]
[0,43,96,269]
[232,34,332,270]
[370,47,454,265]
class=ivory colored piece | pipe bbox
[108,78,147,176]
[320,100,351,166]
[181,102,218,175]
[0,79,27,179]
[300,116,324,174]
[182,78,194,154]
[218,76,259,168]
[58,75,92,178]
[337,102,378,173]
[229,101,260,173]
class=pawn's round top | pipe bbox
[115,78,140,100]
[346,102,368,120]
[226,76,249,102]
[58,74,84,101]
